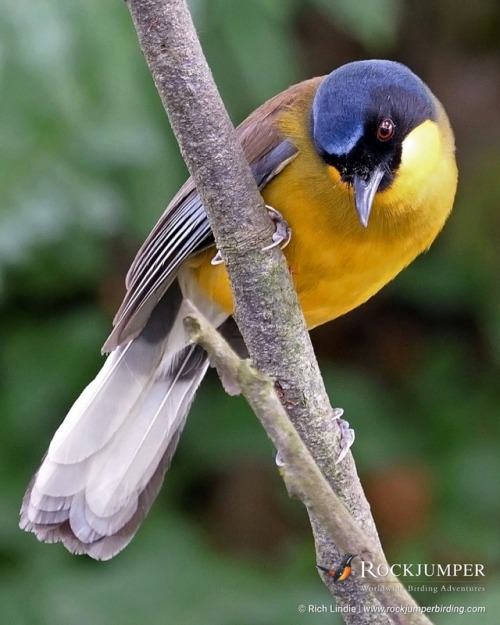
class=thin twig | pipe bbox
[183,304,381,554]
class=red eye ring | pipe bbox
[376,118,395,141]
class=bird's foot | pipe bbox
[332,408,355,464]
[211,205,291,265]
[275,408,354,468]
[261,205,292,251]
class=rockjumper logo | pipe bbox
[360,561,486,580]
[316,554,358,583]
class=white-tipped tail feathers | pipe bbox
[20,281,227,560]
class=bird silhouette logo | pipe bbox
[317,554,358,582]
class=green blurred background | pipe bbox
[1,0,499,623]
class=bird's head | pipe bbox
[311,60,448,227]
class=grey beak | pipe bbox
[353,167,386,228]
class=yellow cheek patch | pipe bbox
[375,119,442,212]
[398,119,441,188]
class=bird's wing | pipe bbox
[103,78,321,352]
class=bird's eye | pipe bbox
[376,118,395,141]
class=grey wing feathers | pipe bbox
[103,143,296,354]
[103,187,212,352]
[102,80,314,353]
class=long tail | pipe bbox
[20,279,227,560]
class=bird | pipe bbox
[20,59,458,560]
[317,553,358,582]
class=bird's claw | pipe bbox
[332,408,355,464]
[276,409,354,469]
[211,205,291,264]
[275,450,285,467]
[210,250,224,265]
[261,205,292,251]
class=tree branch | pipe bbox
[125,0,431,622]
